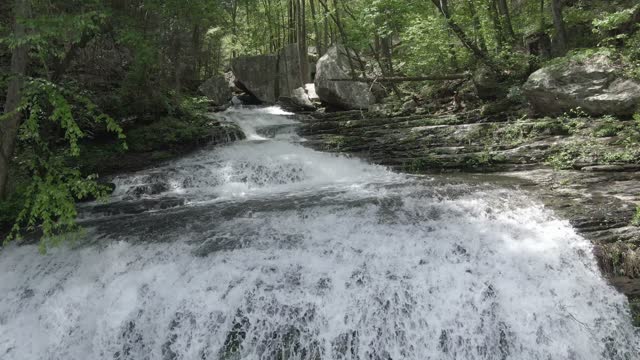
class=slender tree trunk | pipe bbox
[288,0,296,43]
[488,0,504,51]
[1,0,29,200]
[231,0,238,58]
[323,2,329,47]
[467,0,487,51]
[309,0,322,56]
[301,0,310,83]
[497,0,516,42]
[551,0,567,55]
[540,0,545,33]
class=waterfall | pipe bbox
[0,106,637,360]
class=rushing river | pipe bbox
[0,107,638,360]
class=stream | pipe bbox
[0,106,638,359]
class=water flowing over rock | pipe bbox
[523,54,640,116]
[198,75,232,105]
[0,107,638,359]
[314,45,375,110]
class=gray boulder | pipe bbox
[314,45,374,110]
[473,66,501,100]
[278,44,307,100]
[199,76,232,105]
[278,87,316,111]
[224,71,241,92]
[230,44,309,104]
[231,54,279,103]
[523,54,640,116]
[305,83,319,101]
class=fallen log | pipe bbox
[328,74,470,82]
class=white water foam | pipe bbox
[0,107,638,360]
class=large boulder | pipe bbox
[231,54,279,103]
[230,44,309,104]
[305,83,319,101]
[198,75,232,105]
[314,45,375,110]
[278,87,315,111]
[473,66,501,100]
[278,44,307,100]
[523,54,640,116]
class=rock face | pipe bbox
[305,83,319,101]
[198,76,232,105]
[277,44,306,101]
[278,87,315,111]
[230,44,309,104]
[231,54,279,103]
[473,66,501,100]
[523,54,640,116]
[314,45,375,110]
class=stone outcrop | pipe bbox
[314,45,375,110]
[473,66,502,100]
[198,75,232,105]
[277,44,306,101]
[523,54,640,117]
[230,43,311,104]
[278,87,315,111]
[231,54,279,103]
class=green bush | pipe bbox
[126,115,211,153]
[593,116,623,137]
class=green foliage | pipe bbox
[632,207,640,227]
[401,15,471,75]
[546,139,640,170]
[126,115,209,153]
[405,156,440,172]
[630,298,640,327]
[592,5,639,34]
[1,78,125,252]
[592,116,623,137]
[544,47,617,68]
[180,96,211,116]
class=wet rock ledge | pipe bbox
[298,109,640,324]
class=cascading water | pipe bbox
[0,106,638,360]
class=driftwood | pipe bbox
[328,74,469,83]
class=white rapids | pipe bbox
[0,106,638,360]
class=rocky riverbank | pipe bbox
[298,109,640,325]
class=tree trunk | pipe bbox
[497,0,516,42]
[488,0,504,51]
[1,0,29,200]
[288,0,296,43]
[323,2,329,47]
[540,0,545,33]
[231,0,238,58]
[327,74,469,82]
[551,0,567,55]
[309,0,322,56]
[298,0,310,83]
[467,0,487,52]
